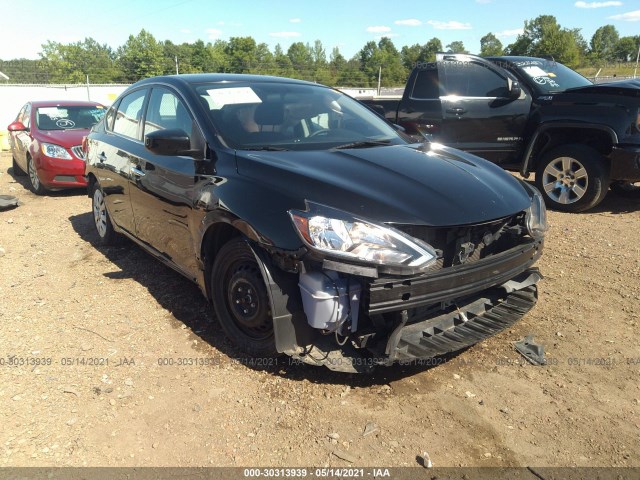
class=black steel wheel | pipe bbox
[535,144,609,212]
[211,238,277,357]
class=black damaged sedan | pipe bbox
[84,74,546,372]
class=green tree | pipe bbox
[208,40,229,72]
[401,37,444,69]
[480,33,503,56]
[116,29,164,81]
[505,15,585,68]
[446,41,468,54]
[287,42,313,78]
[273,44,294,77]
[590,25,619,63]
[40,38,119,83]
[224,37,258,73]
[614,35,640,62]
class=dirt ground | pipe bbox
[0,150,639,468]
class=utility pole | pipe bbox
[175,56,179,75]
[377,66,381,96]
[634,45,640,79]
[86,74,91,101]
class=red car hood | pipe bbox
[37,129,90,147]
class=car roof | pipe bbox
[486,56,558,66]
[130,73,323,89]
[29,100,104,108]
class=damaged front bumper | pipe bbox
[281,240,543,372]
[377,269,540,365]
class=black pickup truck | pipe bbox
[362,54,640,212]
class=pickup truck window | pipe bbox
[510,60,591,94]
[198,83,405,151]
[440,61,509,98]
[411,69,440,99]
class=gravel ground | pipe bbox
[0,151,639,468]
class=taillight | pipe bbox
[82,136,88,155]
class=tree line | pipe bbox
[1,15,638,87]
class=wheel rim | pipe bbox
[225,262,272,340]
[541,156,588,205]
[93,188,108,238]
[28,158,40,190]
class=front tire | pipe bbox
[91,183,119,246]
[535,145,609,213]
[211,238,277,358]
[27,156,47,195]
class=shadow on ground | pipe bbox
[69,211,453,386]
[7,166,87,198]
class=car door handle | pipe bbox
[446,108,467,115]
[131,166,145,177]
[98,152,107,163]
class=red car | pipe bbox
[7,100,106,194]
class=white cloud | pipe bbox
[575,1,622,8]
[609,9,640,20]
[427,20,472,30]
[217,21,224,25]
[495,28,524,38]
[207,28,223,39]
[180,28,192,34]
[289,18,301,23]
[394,19,422,26]
[366,25,392,33]
[268,31,302,38]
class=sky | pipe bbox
[1,0,639,61]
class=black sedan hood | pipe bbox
[235,144,531,227]
[565,79,640,97]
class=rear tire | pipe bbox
[12,156,26,176]
[535,145,609,213]
[211,238,278,358]
[91,183,119,246]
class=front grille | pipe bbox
[71,146,85,160]
[394,213,527,269]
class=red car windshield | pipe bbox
[36,106,106,131]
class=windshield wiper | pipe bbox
[238,146,289,151]
[333,140,392,150]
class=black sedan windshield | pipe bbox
[196,82,406,151]
[511,59,592,94]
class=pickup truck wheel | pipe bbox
[535,145,608,212]
[610,181,640,199]
[12,156,26,176]
[91,183,119,246]
[211,238,277,358]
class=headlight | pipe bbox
[41,143,72,160]
[289,203,437,269]
[524,184,548,240]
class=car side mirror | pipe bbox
[145,128,203,159]
[8,121,27,132]
[508,79,522,100]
